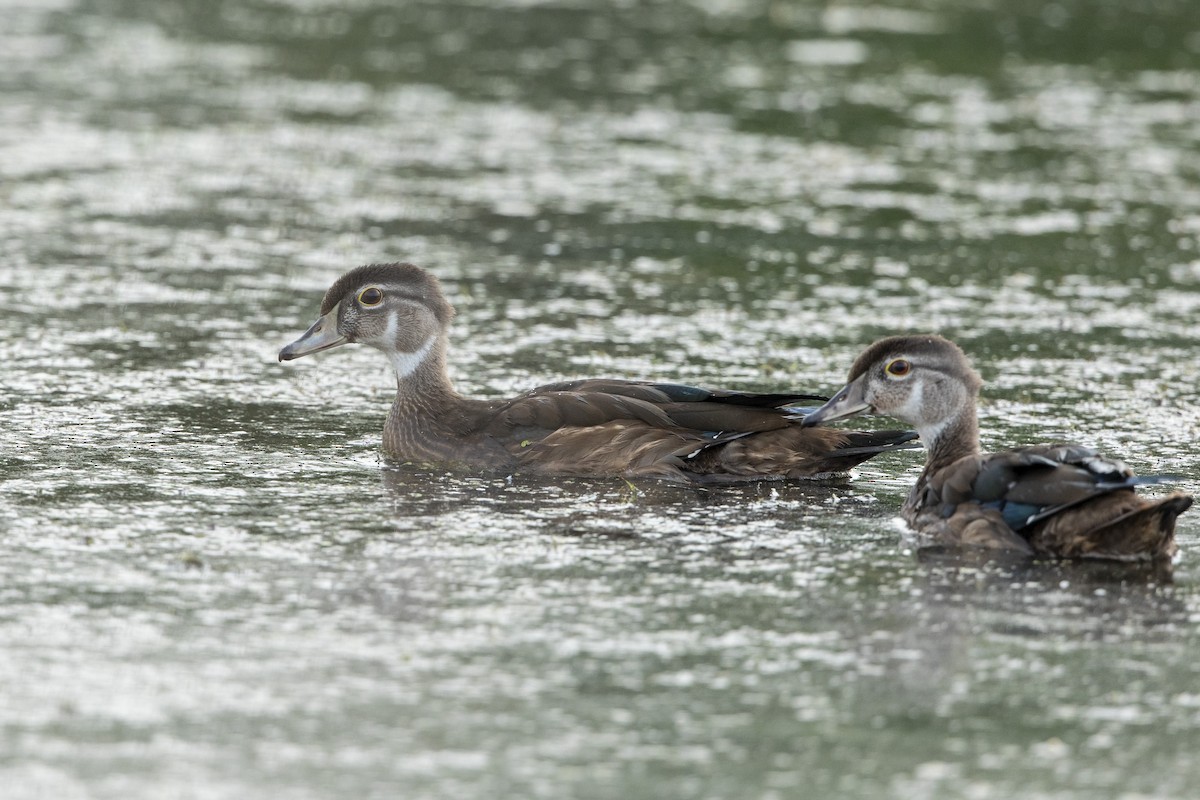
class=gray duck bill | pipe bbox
[279,308,349,361]
[800,378,872,427]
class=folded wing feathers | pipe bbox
[970,445,1187,531]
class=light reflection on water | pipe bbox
[3,0,1200,798]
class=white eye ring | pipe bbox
[885,358,911,378]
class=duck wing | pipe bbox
[479,379,913,481]
[926,444,1188,559]
[526,379,826,409]
[487,381,803,442]
[965,444,1175,530]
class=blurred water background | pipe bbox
[2,0,1199,798]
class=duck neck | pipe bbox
[391,338,460,408]
[383,336,476,459]
[907,402,984,510]
[916,405,981,486]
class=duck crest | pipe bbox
[320,262,454,323]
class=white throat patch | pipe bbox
[896,380,925,422]
[899,382,955,446]
[895,380,946,443]
[388,335,436,380]
[918,416,951,448]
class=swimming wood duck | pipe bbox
[278,262,917,483]
[802,334,1192,560]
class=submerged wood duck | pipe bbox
[802,334,1192,560]
[278,262,917,483]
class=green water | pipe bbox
[3,0,1199,797]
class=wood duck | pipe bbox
[278,262,918,483]
[802,334,1192,560]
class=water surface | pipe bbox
[2,0,1200,798]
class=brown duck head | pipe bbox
[802,335,984,462]
[278,262,455,381]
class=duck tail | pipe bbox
[799,429,920,474]
[1079,493,1193,561]
[831,429,921,458]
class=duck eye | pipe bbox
[885,358,911,377]
[358,287,384,306]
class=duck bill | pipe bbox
[800,378,872,427]
[278,309,348,362]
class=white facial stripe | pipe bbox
[895,380,952,444]
[897,379,924,419]
[384,308,399,344]
[388,335,436,380]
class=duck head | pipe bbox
[802,335,982,450]
[279,262,454,379]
